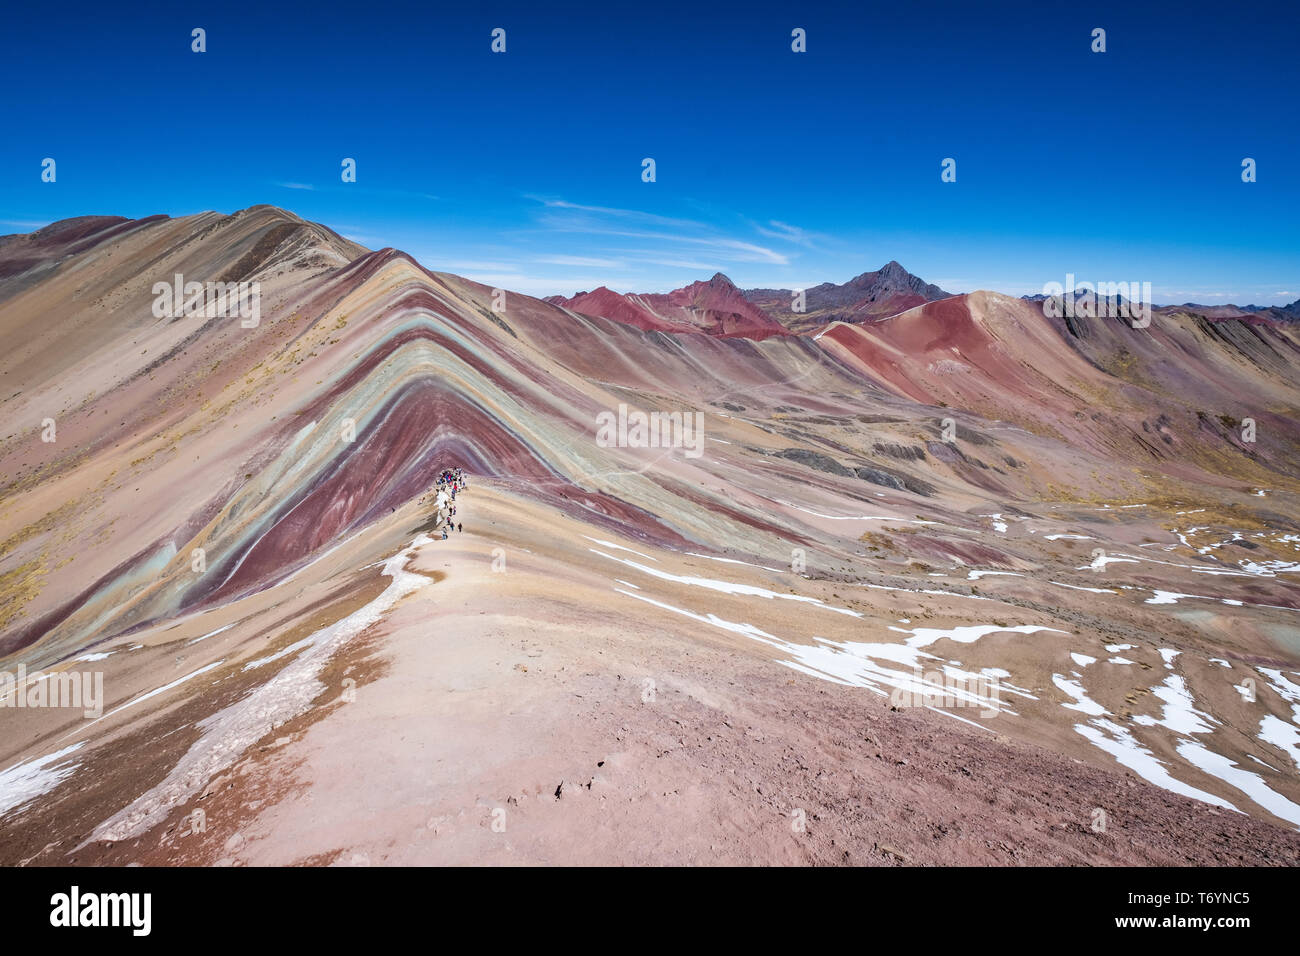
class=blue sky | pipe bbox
[1,0,1296,303]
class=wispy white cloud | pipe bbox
[530,197,791,265]
[534,254,625,268]
[276,182,316,191]
[457,273,647,296]
[435,259,527,273]
[541,223,789,265]
[753,219,821,248]
[640,257,727,273]
[528,197,699,230]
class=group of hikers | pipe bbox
[421,467,468,540]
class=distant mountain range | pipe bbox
[548,261,954,337]
[550,260,1300,338]
[544,272,790,340]
[1022,291,1300,323]
[1161,300,1300,321]
[745,260,952,330]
